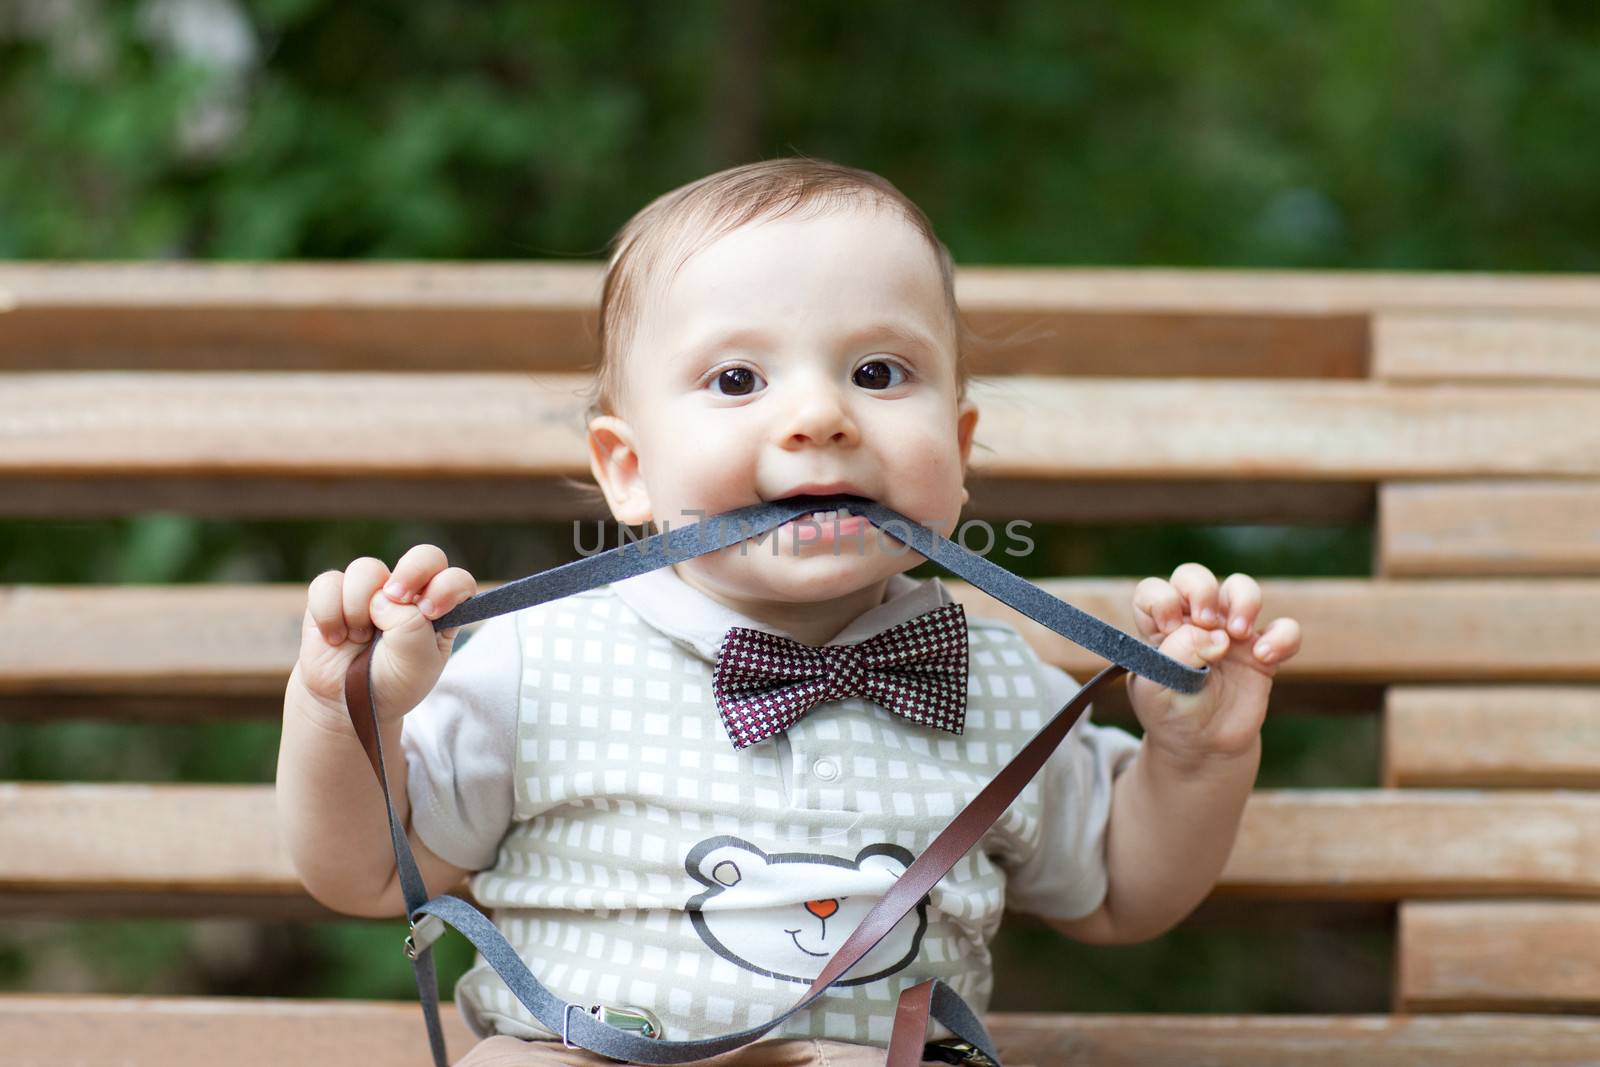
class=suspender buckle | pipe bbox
[403,913,446,961]
[566,1003,664,1058]
[922,1038,998,1066]
[591,1003,664,1040]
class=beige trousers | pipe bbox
[452,1035,896,1066]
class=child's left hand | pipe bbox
[1126,564,1302,768]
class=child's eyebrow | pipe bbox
[677,326,772,367]
[842,320,941,355]
[678,320,940,367]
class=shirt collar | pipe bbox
[610,565,952,664]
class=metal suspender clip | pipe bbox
[590,1004,663,1040]
[403,913,446,961]
[564,1002,664,1059]
[923,1038,999,1066]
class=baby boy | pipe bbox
[277,157,1301,1065]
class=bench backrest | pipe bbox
[4,263,1600,1024]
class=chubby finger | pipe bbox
[1133,577,1185,640]
[306,570,349,646]
[381,543,451,606]
[1251,617,1302,665]
[1218,572,1263,639]
[1160,621,1232,669]
[416,566,478,621]
[341,556,393,643]
[1169,562,1222,627]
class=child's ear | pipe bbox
[586,415,653,526]
[956,397,980,508]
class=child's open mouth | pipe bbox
[782,507,872,546]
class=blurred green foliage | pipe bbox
[3,0,1598,266]
[2,0,1593,1025]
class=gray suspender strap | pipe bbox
[412,495,1203,693]
[343,493,1207,1066]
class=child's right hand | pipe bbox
[295,544,478,725]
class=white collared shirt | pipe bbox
[613,564,941,662]
[402,565,1141,1046]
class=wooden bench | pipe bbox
[4,263,1600,1064]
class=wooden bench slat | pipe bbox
[0,299,1369,381]
[1384,687,1600,788]
[0,474,1377,524]
[995,1010,1600,1066]
[1224,791,1600,900]
[0,263,601,376]
[7,785,1600,915]
[4,581,1597,708]
[965,477,1375,524]
[0,474,614,521]
[1399,901,1600,1013]
[0,784,295,896]
[8,375,1600,485]
[10,263,1600,310]
[0,993,475,1067]
[7,264,1599,377]
[1,372,583,474]
[961,378,1600,479]
[1378,481,1600,577]
[950,267,1600,313]
[1374,312,1600,384]
[0,584,308,696]
[10,995,1600,1066]
[956,578,1600,685]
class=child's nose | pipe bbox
[781,380,856,445]
[806,898,839,919]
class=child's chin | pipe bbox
[750,553,899,595]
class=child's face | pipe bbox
[588,201,980,616]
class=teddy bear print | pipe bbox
[684,835,929,985]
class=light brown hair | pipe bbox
[567,156,984,516]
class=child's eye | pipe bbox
[854,358,909,390]
[708,365,766,397]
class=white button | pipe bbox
[812,759,839,781]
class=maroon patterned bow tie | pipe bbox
[711,602,969,750]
